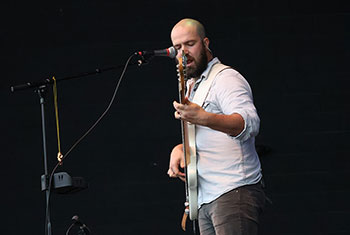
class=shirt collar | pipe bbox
[196,57,220,84]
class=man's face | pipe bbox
[171,25,208,79]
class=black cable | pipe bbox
[45,52,137,231]
[65,223,75,235]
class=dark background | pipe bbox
[1,0,349,234]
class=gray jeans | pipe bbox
[198,182,265,235]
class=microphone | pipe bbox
[137,46,177,59]
[71,215,91,235]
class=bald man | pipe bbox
[167,18,265,235]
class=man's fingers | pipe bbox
[180,160,185,168]
[173,101,179,109]
[178,175,186,182]
[168,166,179,177]
[174,111,181,119]
[167,167,186,179]
[167,168,175,177]
[173,101,185,111]
[167,168,177,177]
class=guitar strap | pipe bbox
[192,63,231,107]
[181,62,230,231]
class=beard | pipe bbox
[186,44,208,79]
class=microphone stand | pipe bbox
[37,85,52,235]
[10,59,147,92]
[10,55,148,235]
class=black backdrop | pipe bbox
[2,1,350,234]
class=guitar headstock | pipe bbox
[177,51,187,103]
[177,51,187,82]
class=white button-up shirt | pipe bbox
[187,58,262,207]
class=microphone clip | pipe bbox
[135,51,150,66]
[135,46,177,65]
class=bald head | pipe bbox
[170,18,212,79]
[171,18,206,40]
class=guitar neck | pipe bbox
[176,53,198,221]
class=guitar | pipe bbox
[177,52,198,222]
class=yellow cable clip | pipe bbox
[53,76,63,165]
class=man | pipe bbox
[167,18,265,235]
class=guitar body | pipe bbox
[184,122,198,220]
[177,54,198,221]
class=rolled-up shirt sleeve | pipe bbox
[212,69,260,142]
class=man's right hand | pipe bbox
[168,144,186,182]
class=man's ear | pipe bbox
[203,37,210,49]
